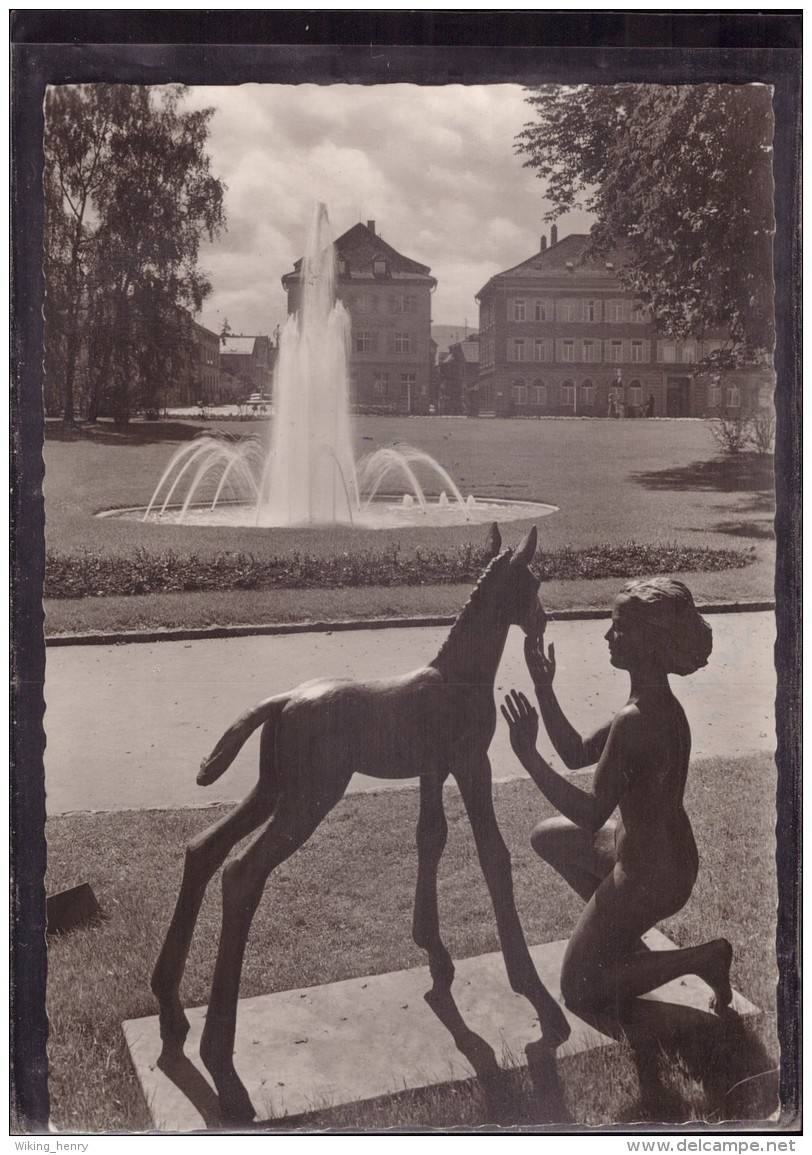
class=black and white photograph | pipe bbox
[11,15,801,1140]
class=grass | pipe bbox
[45,752,779,1132]
[42,416,776,632]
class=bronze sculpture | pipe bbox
[152,523,570,1122]
[501,577,734,1018]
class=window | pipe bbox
[608,340,623,363]
[404,294,417,313]
[373,373,389,397]
[512,379,528,405]
[533,339,549,362]
[661,343,677,363]
[512,299,526,321]
[400,373,416,398]
[726,385,741,408]
[581,380,595,406]
[373,256,388,277]
[559,300,576,322]
[390,294,404,314]
[630,341,644,363]
[628,381,643,408]
[532,380,546,406]
[508,339,526,361]
[561,381,575,407]
[561,340,575,362]
[338,258,349,276]
[607,300,624,323]
[394,332,411,353]
[631,304,645,323]
[682,342,697,363]
[583,300,597,322]
[534,299,550,322]
[582,340,597,362]
[355,330,372,353]
[708,385,722,408]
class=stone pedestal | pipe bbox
[123,930,757,1130]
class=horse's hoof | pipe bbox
[157,1003,191,1052]
[541,1008,571,1050]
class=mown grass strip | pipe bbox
[45,541,754,599]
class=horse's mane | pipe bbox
[430,549,513,672]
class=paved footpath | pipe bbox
[43,612,776,815]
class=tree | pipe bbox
[515,84,776,365]
[44,84,226,421]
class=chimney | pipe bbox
[367,220,376,235]
[540,235,547,252]
[550,224,558,246]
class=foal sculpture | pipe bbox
[152,523,571,1122]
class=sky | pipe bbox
[179,84,595,337]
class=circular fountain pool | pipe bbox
[101,495,558,531]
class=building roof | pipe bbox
[456,340,480,364]
[432,325,477,357]
[475,233,633,298]
[220,336,257,356]
[284,221,435,286]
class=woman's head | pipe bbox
[606,578,713,676]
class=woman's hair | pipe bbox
[615,578,713,676]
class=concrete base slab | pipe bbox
[124,930,757,1130]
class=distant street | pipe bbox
[43,612,777,815]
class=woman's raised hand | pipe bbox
[501,690,539,760]
[525,632,556,691]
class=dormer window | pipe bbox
[337,258,349,277]
[373,255,389,277]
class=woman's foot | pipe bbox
[702,938,734,1013]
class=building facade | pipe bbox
[219,335,275,399]
[475,230,772,418]
[282,220,436,415]
[169,316,221,406]
[438,334,480,415]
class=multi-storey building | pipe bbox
[170,315,221,405]
[282,220,436,415]
[438,334,480,415]
[475,229,772,418]
[219,334,275,398]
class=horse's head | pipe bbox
[493,524,546,638]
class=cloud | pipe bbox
[180,83,594,333]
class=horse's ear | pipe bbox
[484,522,502,560]
[511,525,538,566]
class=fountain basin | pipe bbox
[100,496,558,531]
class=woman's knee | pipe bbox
[530,816,580,864]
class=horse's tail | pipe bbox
[197,695,287,786]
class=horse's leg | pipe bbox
[151,726,277,1052]
[454,758,571,1048]
[199,798,333,1124]
[411,773,455,990]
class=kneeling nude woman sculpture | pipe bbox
[152,524,570,1123]
[502,578,734,1018]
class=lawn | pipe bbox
[45,753,779,1132]
[42,416,775,634]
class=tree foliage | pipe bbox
[515,84,776,364]
[44,84,226,421]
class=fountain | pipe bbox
[110,204,556,531]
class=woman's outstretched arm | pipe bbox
[525,634,611,769]
[501,690,626,832]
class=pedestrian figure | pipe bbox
[501,579,733,1018]
[646,393,655,418]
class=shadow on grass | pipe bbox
[44,419,204,445]
[633,455,774,495]
[710,521,775,541]
[588,1002,778,1125]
